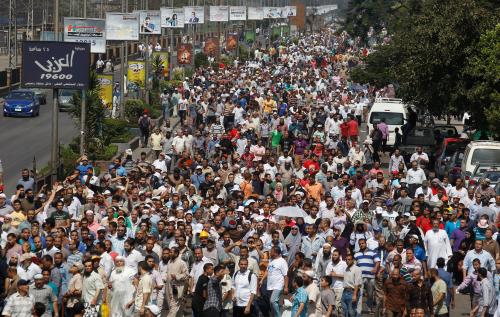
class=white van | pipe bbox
[367,98,409,146]
[461,141,500,176]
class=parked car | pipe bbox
[465,163,500,188]
[399,126,436,166]
[434,125,459,139]
[58,89,77,111]
[367,98,409,146]
[1,89,40,117]
[461,141,500,176]
[31,88,47,105]
[494,182,500,195]
[434,138,469,176]
[482,169,500,187]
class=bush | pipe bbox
[195,52,209,68]
[171,67,185,81]
[160,80,183,93]
[125,99,162,123]
[60,145,80,176]
[102,118,133,144]
[94,144,118,161]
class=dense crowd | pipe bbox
[0,23,499,317]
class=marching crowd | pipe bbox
[1,23,500,317]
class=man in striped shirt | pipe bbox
[353,238,380,314]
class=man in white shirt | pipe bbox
[232,258,258,316]
[325,249,347,317]
[262,246,288,317]
[449,178,468,203]
[409,146,429,167]
[190,247,213,292]
[407,161,427,198]
[152,153,170,173]
[124,238,145,273]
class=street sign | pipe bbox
[63,18,106,53]
[21,41,90,89]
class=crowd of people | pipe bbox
[0,22,500,317]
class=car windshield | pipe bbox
[472,149,500,164]
[484,171,500,182]
[369,112,404,125]
[7,91,33,100]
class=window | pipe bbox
[369,112,404,125]
[471,149,500,164]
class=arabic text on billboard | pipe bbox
[106,13,139,41]
[160,8,185,28]
[97,74,113,108]
[22,41,90,89]
[127,61,145,88]
[64,18,106,53]
[229,6,247,21]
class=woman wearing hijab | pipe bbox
[284,225,302,266]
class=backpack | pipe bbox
[139,117,150,130]
[233,270,255,285]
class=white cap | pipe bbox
[375,207,384,214]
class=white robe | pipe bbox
[109,267,136,317]
[424,229,453,268]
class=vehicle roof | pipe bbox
[370,101,408,112]
[443,138,469,145]
[466,141,500,148]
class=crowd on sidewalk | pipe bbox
[0,22,499,317]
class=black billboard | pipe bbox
[21,41,90,89]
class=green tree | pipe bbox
[467,24,500,136]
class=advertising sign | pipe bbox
[226,34,238,51]
[177,44,193,64]
[63,18,106,53]
[160,7,185,28]
[106,13,139,41]
[97,74,113,108]
[284,6,297,17]
[229,6,246,21]
[184,6,205,24]
[127,61,145,88]
[209,6,229,22]
[204,37,219,56]
[136,10,161,34]
[152,51,169,77]
[22,41,90,89]
[247,7,264,20]
[264,7,283,19]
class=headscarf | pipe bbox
[284,225,302,266]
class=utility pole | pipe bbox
[80,0,87,155]
[51,0,60,181]
[7,0,17,69]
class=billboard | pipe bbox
[63,18,106,53]
[226,34,238,51]
[152,51,169,77]
[244,30,256,44]
[247,7,264,20]
[106,13,139,41]
[22,41,90,89]
[127,61,145,88]
[177,44,193,64]
[137,10,161,34]
[284,6,297,17]
[209,6,229,22]
[204,37,219,56]
[264,7,283,19]
[229,6,247,21]
[160,7,185,28]
[97,74,113,108]
[184,6,205,24]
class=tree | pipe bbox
[467,24,500,136]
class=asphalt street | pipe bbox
[0,89,78,194]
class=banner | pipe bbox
[106,13,139,41]
[244,30,256,44]
[136,10,161,34]
[177,44,193,64]
[204,37,219,56]
[247,7,264,20]
[22,41,90,89]
[160,7,185,28]
[127,61,145,88]
[284,6,297,17]
[229,6,246,21]
[63,18,106,53]
[226,34,238,51]
[97,74,113,108]
[209,6,229,22]
[184,6,204,24]
[152,51,169,77]
[264,7,283,19]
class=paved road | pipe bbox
[0,90,78,194]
